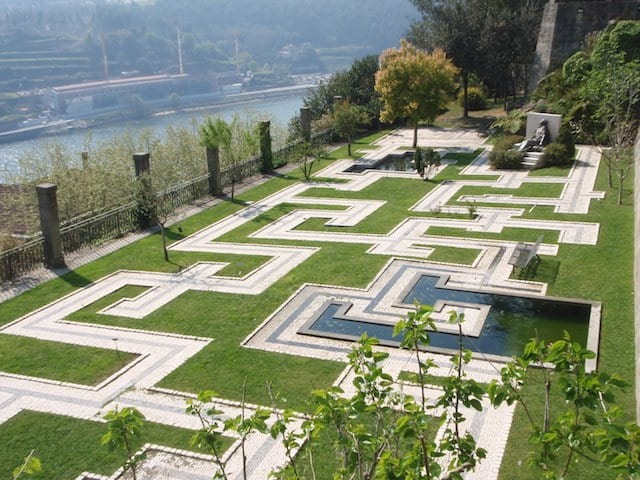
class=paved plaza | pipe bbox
[0,127,604,479]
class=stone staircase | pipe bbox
[522,151,544,170]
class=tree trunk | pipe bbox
[347,140,352,156]
[413,123,418,148]
[160,223,169,261]
[462,71,469,119]
[618,174,624,205]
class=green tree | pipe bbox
[488,333,631,479]
[580,28,640,204]
[294,141,323,181]
[304,55,381,125]
[408,0,485,118]
[375,40,458,148]
[409,0,541,109]
[330,101,371,156]
[199,115,260,201]
[101,407,146,480]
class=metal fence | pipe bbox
[0,129,335,282]
[60,202,138,254]
[0,237,45,281]
[220,155,261,188]
[157,173,210,213]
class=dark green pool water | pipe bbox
[346,152,415,173]
[309,275,591,357]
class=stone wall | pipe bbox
[530,0,640,89]
[551,1,640,68]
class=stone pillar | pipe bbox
[81,151,89,169]
[133,152,151,177]
[133,152,155,229]
[300,107,311,142]
[36,183,65,268]
[206,146,223,196]
[259,120,273,173]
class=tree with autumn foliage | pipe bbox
[375,40,458,147]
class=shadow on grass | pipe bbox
[516,258,560,287]
[164,227,187,242]
[58,269,93,288]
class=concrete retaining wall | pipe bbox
[529,0,640,90]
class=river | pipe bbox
[0,92,306,183]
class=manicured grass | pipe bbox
[425,226,560,244]
[528,165,572,177]
[398,370,490,390]
[420,245,481,265]
[455,182,566,199]
[0,335,138,385]
[0,410,232,480]
[442,148,485,165]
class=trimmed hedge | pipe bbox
[493,134,524,153]
[489,150,524,169]
[542,142,573,167]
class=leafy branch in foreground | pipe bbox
[11,450,41,479]
[187,304,636,480]
[101,407,146,480]
[488,332,633,479]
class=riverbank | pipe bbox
[0,83,317,146]
[0,91,308,182]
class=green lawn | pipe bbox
[0,410,233,480]
[0,132,634,480]
[0,335,138,385]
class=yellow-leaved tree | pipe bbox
[375,40,458,147]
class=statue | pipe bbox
[517,119,551,152]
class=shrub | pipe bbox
[458,86,487,111]
[488,150,524,169]
[542,142,572,167]
[555,123,576,159]
[491,110,527,135]
[492,134,524,153]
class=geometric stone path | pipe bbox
[0,127,604,479]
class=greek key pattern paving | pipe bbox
[0,128,604,479]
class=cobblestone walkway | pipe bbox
[0,128,604,479]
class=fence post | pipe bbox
[36,183,65,268]
[259,120,273,173]
[133,152,155,229]
[206,146,223,196]
[300,107,311,143]
[81,151,89,169]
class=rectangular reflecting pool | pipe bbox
[304,275,595,359]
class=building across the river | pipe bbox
[43,72,238,116]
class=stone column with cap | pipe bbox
[259,120,273,173]
[36,183,65,268]
[133,152,155,229]
[206,146,223,196]
[300,107,311,143]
